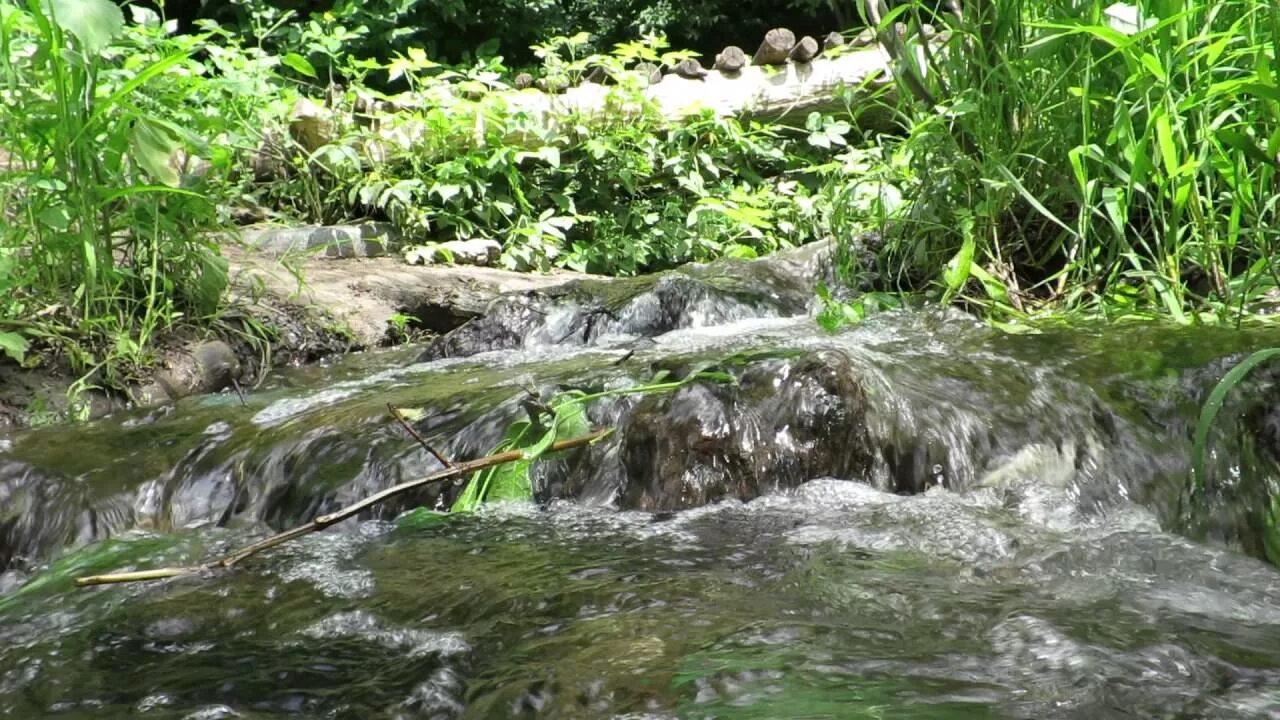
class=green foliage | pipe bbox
[277,35,856,276]
[450,391,589,512]
[0,0,290,392]
[859,0,1280,321]
[815,284,904,332]
[193,0,844,75]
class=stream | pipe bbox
[4,246,1280,718]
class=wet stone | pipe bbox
[418,246,831,361]
[549,351,873,511]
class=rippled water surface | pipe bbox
[5,293,1280,717]
[4,477,1280,719]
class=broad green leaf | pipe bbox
[129,118,181,187]
[551,393,590,440]
[281,52,318,78]
[393,507,453,533]
[44,0,122,55]
[194,251,228,315]
[942,229,975,301]
[36,204,70,231]
[0,331,27,364]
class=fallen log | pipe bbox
[73,427,614,587]
[273,34,941,169]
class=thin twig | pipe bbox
[387,403,452,467]
[230,378,247,407]
[74,427,614,587]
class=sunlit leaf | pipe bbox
[281,52,318,78]
[129,118,181,187]
[44,0,123,55]
[0,331,27,364]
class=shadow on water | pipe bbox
[3,247,1280,718]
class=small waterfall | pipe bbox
[3,246,1280,572]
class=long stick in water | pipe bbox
[74,428,614,587]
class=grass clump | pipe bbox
[847,0,1280,322]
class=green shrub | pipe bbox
[278,34,859,275]
[169,0,846,79]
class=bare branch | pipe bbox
[74,428,614,587]
[387,403,452,468]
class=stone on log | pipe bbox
[823,31,845,50]
[753,28,796,66]
[852,28,878,47]
[585,66,611,84]
[713,45,747,73]
[514,72,535,89]
[670,58,708,79]
[634,62,663,86]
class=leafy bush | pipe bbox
[164,0,846,78]
[274,34,866,275]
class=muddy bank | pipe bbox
[0,238,587,430]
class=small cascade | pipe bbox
[2,245,1280,571]
[4,247,1280,717]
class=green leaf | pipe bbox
[0,331,28,364]
[44,0,123,55]
[551,392,590,440]
[193,251,228,315]
[281,52,318,78]
[942,227,975,302]
[452,418,533,513]
[393,507,453,533]
[129,118,181,187]
[1153,110,1178,178]
[36,205,70,231]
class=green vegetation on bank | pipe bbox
[870,0,1280,324]
[1,0,1278,413]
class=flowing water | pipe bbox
[4,250,1280,719]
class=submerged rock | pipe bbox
[550,350,874,511]
[419,241,834,360]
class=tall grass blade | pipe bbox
[1191,348,1280,495]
